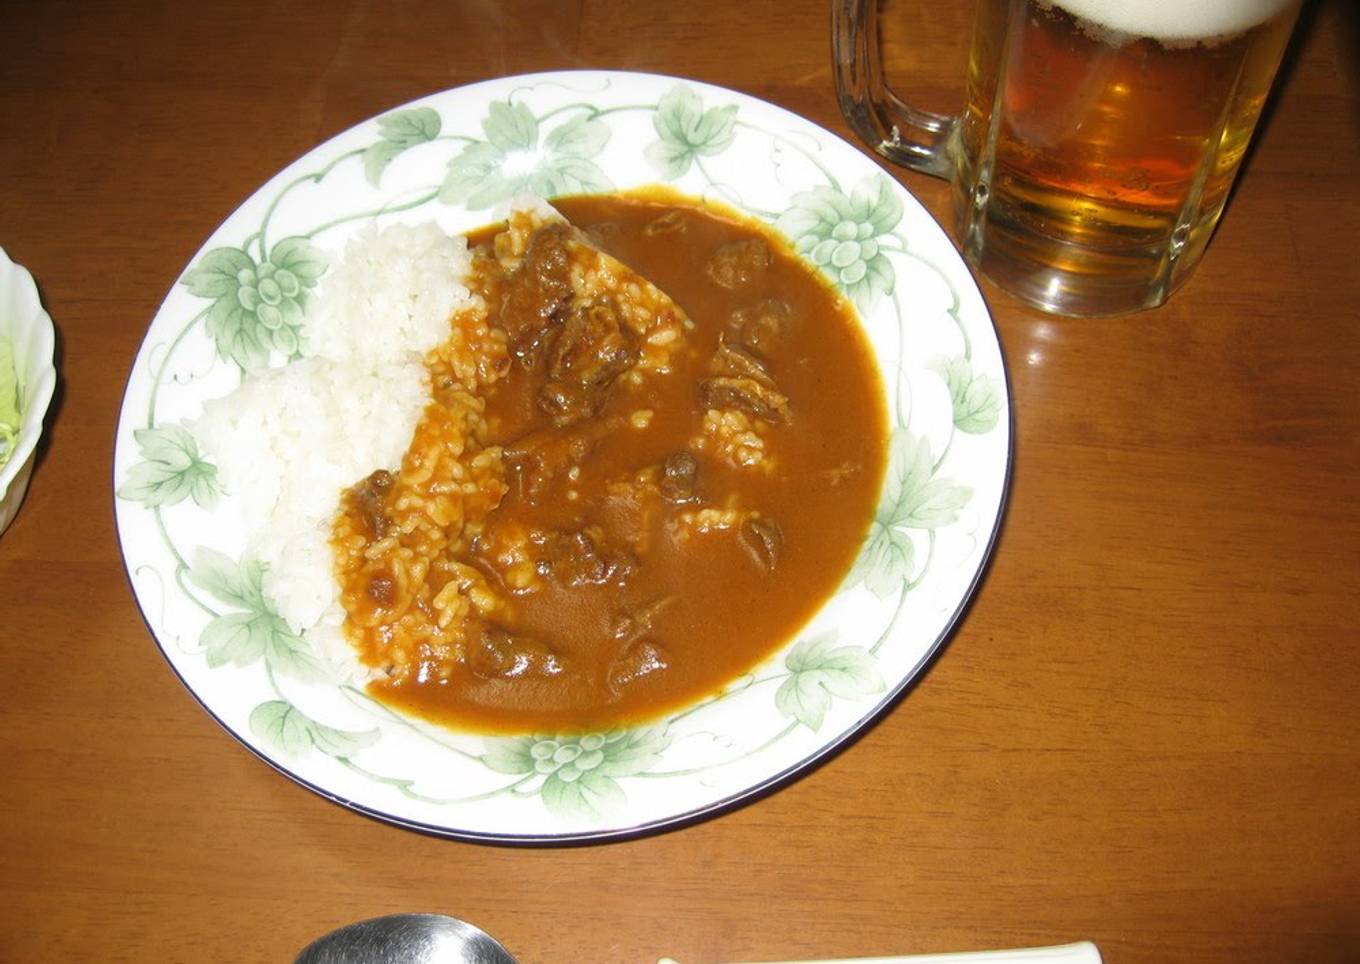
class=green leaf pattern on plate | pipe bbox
[482,728,670,821]
[775,633,886,731]
[776,176,903,313]
[187,548,326,682]
[932,355,1003,435]
[440,102,612,209]
[117,424,219,508]
[364,107,442,187]
[644,86,738,179]
[850,431,973,599]
[183,237,326,372]
[117,77,1005,829]
[250,700,379,759]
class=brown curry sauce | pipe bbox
[353,189,887,733]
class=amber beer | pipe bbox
[951,0,1301,313]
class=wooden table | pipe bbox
[2,1,1357,961]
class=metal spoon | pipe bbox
[295,913,518,964]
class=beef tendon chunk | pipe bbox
[601,472,664,556]
[366,572,397,606]
[505,417,622,501]
[643,210,687,238]
[503,431,575,502]
[549,299,638,387]
[532,299,640,427]
[499,223,574,360]
[706,239,772,290]
[709,337,776,385]
[468,625,566,680]
[582,221,620,247]
[729,299,792,356]
[540,528,637,588]
[605,638,671,695]
[537,379,603,428]
[701,336,790,421]
[608,597,675,645]
[352,468,394,538]
[659,452,702,505]
[698,375,791,422]
[737,516,782,572]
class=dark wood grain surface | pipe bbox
[1,1,1357,961]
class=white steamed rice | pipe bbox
[194,222,476,674]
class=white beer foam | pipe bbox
[1049,0,1294,42]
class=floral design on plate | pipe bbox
[114,71,1010,842]
[182,238,327,371]
[644,86,738,179]
[117,425,220,509]
[441,102,612,209]
[482,729,672,822]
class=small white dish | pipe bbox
[0,248,57,537]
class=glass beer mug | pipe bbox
[833,0,1302,315]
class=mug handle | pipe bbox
[832,0,960,179]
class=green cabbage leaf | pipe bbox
[0,338,21,470]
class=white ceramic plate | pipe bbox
[114,71,1010,842]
